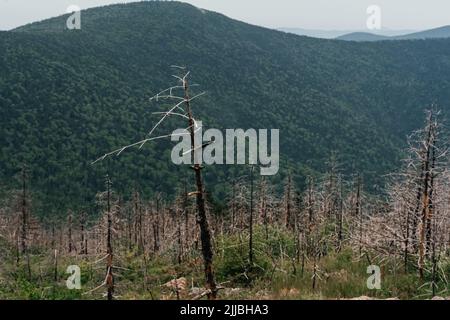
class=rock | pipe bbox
[431,296,445,300]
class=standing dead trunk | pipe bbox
[80,211,87,255]
[426,143,436,255]
[231,178,237,232]
[430,230,437,297]
[355,174,363,257]
[285,173,292,229]
[68,212,74,254]
[183,76,217,299]
[20,168,27,256]
[105,176,114,300]
[403,202,411,273]
[259,178,269,241]
[249,166,254,267]
[177,213,183,264]
[153,198,160,253]
[19,167,31,278]
[414,111,434,256]
[312,249,318,291]
[133,190,144,255]
[183,178,190,252]
[51,222,58,281]
[337,176,344,252]
[418,113,434,280]
[53,248,58,282]
[307,177,314,234]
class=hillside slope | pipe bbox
[2,2,450,213]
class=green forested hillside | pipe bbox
[2,1,450,215]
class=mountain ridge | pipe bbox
[337,25,450,41]
[278,28,416,39]
[2,1,450,213]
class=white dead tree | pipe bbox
[84,175,124,300]
[93,67,218,299]
[365,109,450,283]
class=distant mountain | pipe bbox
[277,28,352,39]
[396,25,450,40]
[338,25,450,41]
[336,32,389,42]
[3,2,450,213]
[279,28,416,39]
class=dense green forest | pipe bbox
[2,1,450,215]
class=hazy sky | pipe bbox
[1,0,450,31]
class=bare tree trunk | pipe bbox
[426,144,436,255]
[53,249,58,282]
[307,177,314,234]
[80,211,87,255]
[68,212,74,254]
[404,203,411,273]
[183,178,189,253]
[153,197,160,253]
[127,200,132,251]
[260,178,269,241]
[312,249,318,291]
[231,178,236,232]
[431,230,437,297]
[183,77,217,299]
[177,220,183,264]
[337,177,344,252]
[20,167,31,279]
[133,190,144,255]
[106,176,114,300]
[355,174,363,257]
[249,166,254,267]
[418,115,434,280]
[285,173,292,229]
[51,222,58,281]
[414,111,434,256]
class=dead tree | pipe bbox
[369,109,448,280]
[20,168,28,256]
[230,178,237,232]
[183,73,217,299]
[17,167,31,278]
[80,211,88,255]
[337,175,344,252]
[284,173,293,229]
[306,177,315,234]
[67,211,74,254]
[179,178,190,252]
[354,174,363,257]
[105,175,114,300]
[258,177,269,240]
[153,195,161,253]
[248,166,255,267]
[93,68,217,299]
[417,111,438,279]
[133,190,144,255]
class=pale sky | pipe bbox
[1,0,450,31]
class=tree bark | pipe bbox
[183,77,217,299]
